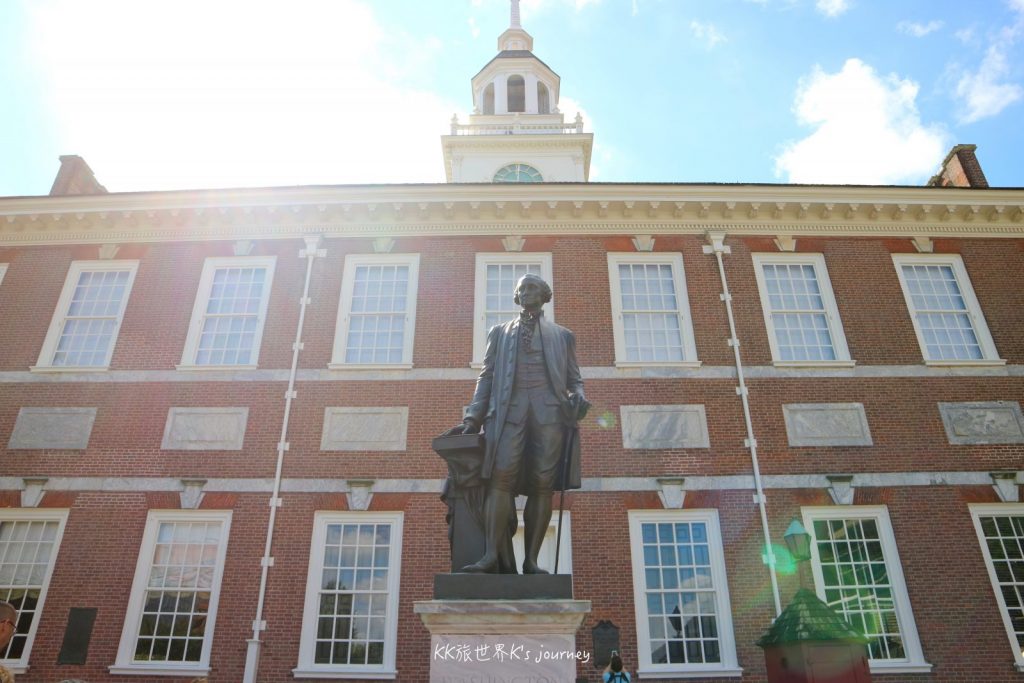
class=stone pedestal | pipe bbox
[415,599,591,683]
[434,573,572,600]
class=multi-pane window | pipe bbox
[35,261,138,369]
[628,510,739,677]
[295,512,403,678]
[113,511,231,676]
[180,257,276,368]
[608,253,697,365]
[331,254,419,368]
[970,504,1024,669]
[0,510,68,672]
[472,253,553,364]
[804,507,930,673]
[892,255,1000,364]
[752,254,851,364]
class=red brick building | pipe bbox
[1,7,1023,683]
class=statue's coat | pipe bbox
[466,314,584,494]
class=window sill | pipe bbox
[175,364,259,372]
[109,664,210,677]
[0,663,27,675]
[292,667,397,679]
[637,666,743,679]
[29,365,109,373]
[1015,661,1024,673]
[923,359,1006,367]
[327,363,414,371]
[772,360,856,368]
[868,661,933,674]
[613,361,702,369]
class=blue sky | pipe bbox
[1,0,1022,196]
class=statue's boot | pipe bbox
[460,489,511,573]
[522,492,552,574]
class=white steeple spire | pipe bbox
[498,0,532,51]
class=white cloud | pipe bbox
[955,46,1024,123]
[690,21,726,48]
[955,26,977,44]
[775,58,948,184]
[897,20,943,37]
[816,0,850,18]
[468,17,481,39]
[28,0,463,191]
[951,2,1023,123]
[517,0,599,18]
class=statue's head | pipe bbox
[513,273,553,308]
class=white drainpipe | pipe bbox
[703,232,783,617]
[243,235,325,683]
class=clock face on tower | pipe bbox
[493,163,543,183]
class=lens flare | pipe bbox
[767,543,798,576]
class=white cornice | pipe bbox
[442,134,592,152]
[1,183,1022,245]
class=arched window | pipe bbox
[493,163,543,183]
[537,83,550,114]
[507,75,525,113]
[483,83,495,115]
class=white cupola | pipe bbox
[442,0,593,183]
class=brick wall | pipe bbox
[0,232,1022,681]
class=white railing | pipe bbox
[450,113,585,136]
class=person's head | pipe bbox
[0,602,16,648]
[610,653,623,672]
[513,274,552,311]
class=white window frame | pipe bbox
[608,252,699,367]
[178,256,276,370]
[330,254,420,370]
[751,253,854,367]
[628,509,741,679]
[969,502,1024,672]
[294,511,404,680]
[0,508,69,675]
[32,260,139,372]
[802,505,931,674]
[472,252,553,366]
[0,264,7,287]
[111,510,232,677]
[891,254,1002,366]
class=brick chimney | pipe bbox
[49,155,108,196]
[927,144,989,188]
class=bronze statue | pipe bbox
[447,274,589,574]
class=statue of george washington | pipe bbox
[446,274,589,574]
